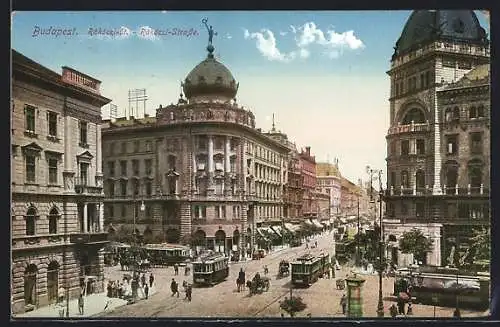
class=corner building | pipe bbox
[11,50,110,314]
[384,10,490,266]
[102,44,289,257]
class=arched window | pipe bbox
[445,108,452,122]
[452,107,460,120]
[402,108,426,124]
[48,207,59,234]
[168,155,176,171]
[401,171,409,188]
[24,264,37,305]
[25,207,37,236]
[47,261,59,303]
[469,106,477,119]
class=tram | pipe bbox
[291,252,330,287]
[396,271,490,310]
[192,254,229,286]
[142,243,191,267]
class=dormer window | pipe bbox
[215,76,223,84]
[198,76,206,83]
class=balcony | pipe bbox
[75,178,103,196]
[12,234,66,250]
[387,123,430,136]
[70,232,108,245]
[385,185,489,197]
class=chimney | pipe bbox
[306,146,311,156]
[335,158,339,169]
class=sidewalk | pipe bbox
[14,285,158,318]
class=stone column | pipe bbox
[432,92,442,194]
[64,115,72,171]
[208,135,214,191]
[83,203,88,233]
[95,124,103,187]
[99,203,104,232]
[192,143,197,194]
[225,136,231,172]
[180,203,192,240]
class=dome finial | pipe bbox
[202,18,218,58]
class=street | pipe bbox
[99,232,489,318]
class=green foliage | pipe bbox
[469,227,490,262]
[398,228,433,262]
[280,296,307,317]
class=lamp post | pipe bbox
[356,195,360,267]
[367,165,384,317]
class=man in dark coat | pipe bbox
[170,278,179,297]
[149,273,154,288]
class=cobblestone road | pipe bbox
[99,232,489,318]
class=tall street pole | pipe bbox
[376,169,384,317]
[356,196,360,267]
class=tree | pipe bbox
[398,228,433,263]
[279,296,307,317]
[469,227,490,261]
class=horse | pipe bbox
[236,277,245,292]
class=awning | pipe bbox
[303,220,313,226]
[270,226,282,237]
[312,219,324,229]
[321,221,330,227]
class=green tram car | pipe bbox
[403,272,490,310]
[291,252,330,287]
[192,254,229,286]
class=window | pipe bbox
[168,155,176,170]
[108,205,114,218]
[48,208,59,234]
[415,202,425,218]
[24,105,36,133]
[415,170,425,190]
[222,206,226,218]
[445,165,458,194]
[389,141,396,155]
[145,180,152,196]
[48,158,58,184]
[121,205,126,217]
[477,105,485,118]
[133,141,140,152]
[452,107,460,120]
[120,180,127,196]
[230,139,237,151]
[469,106,477,119]
[401,202,408,215]
[401,140,410,156]
[108,161,115,177]
[121,142,127,154]
[25,207,36,236]
[132,160,140,176]
[445,108,452,122]
[458,61,472,69]
[109,142,115,156]
[47,112,57,137]
[420,73,424,89]
[402,108,425,124]
[79,121,88,146]
[468,161,483,189]
[25,154,36,183]
[401,171,409,188]
[145,159,152,175]
[215,206,220,219]
[470,133,482,154]
[120,161,127,176]
[145,141,152,152]
[390,171,396,187]
[215,138,224,150]
[446,135,458,155]
[198,137,207,150]
[108,181,115,197]
[133,179,140,196]
[416,139,425,155]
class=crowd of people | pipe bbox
[106,272,155,302]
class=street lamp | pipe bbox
[367,166,385,318]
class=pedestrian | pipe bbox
[149,273,154,288]
[144,283,149,299]
[340,294,347,315]
[78,293,84,315]
[263,265,269,275]
[390,303,398,318]
[141,273,146,288]
[171,278,179,297]
[397,297,405,315]
[186,284,192,302]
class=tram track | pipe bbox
[252,290,289,316]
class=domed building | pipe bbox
[102,41,290,258]
[384,10,490,269]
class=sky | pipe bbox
[11,11,490,185]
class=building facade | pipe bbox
[101,43,289,257]
[316,161,342,217]
[299,147,317,217]
[383,10,490,267]
[11,50,110,314]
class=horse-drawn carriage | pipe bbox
[247,275,270,295]
[278,260,290,277]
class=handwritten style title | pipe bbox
[31,26,200,38]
